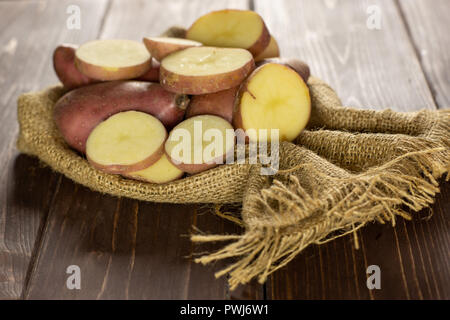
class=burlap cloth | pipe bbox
[17,75,449,290]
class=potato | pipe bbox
[134,58,161,82]
[86,111,167,174]
[186,9,270,57]
[165,115,235,174]
[54,81,189,153]
[160,47,254,95]
[53,44,97,89]
[75,39,151,81]
[124,154,184,184]
[254,36,280,62]
[143,37,202,61]
[256,57,310,83]
[185,86,238,123]
[233,63,311,142]
[161,26,187,38]
[53,45,160,88]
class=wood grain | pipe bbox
[1,0,448,300]
[23,0,263,300]
[255,0,435,111]
[24,180,255,299]
[0,0,108,299]
[254,0,449,299]
[398,0,450,109]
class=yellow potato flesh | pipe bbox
[240,64,311,142]
[76,39,150,68]
[187,10,263,49]
[162,47,253,76]
[86,111,166,166]
[165,115,234,164]
[127,154,182,184]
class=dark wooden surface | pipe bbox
[0,0,448,300]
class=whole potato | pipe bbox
[53,45,160,90]
[54,81,189,153]
[185,86,238,123]
[53,44,97,90]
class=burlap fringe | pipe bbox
[192,110,450,290]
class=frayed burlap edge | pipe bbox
[191,109,450,290]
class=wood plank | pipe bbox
[256,0,435,111]
[254,0,449,299]
[0,0,108,299]
[24,0,263,299]
[398,0,450,109]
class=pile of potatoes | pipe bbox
[53,9,312,184]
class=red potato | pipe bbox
[256,57,310,83]
[53,45,160,88]
[254,36,280,62]
[54,81,189,153]
[75,39,151,81]
[165,115,235,174]
[185,86,238,123]
[86,111,167,174]
[186,9,270,57]
[161,26,187,38]
[124,154,184,184]
[143,37,202,61]
[53,44,97,89]
[233,63,311,142]
[160,46,254,95]
[135,58,161,82]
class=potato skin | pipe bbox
[246,18,271,57]
[254,36,280,62]
[53,45,97,90]
[54,81,189,153]
[161,26,187,38]
[165,149,234,175]
[143,37,202,62]
[54,45,160,88]
[256,58,310,83]
[185,86,238,123]
[135,58,161,82]
[165,152,219,175]
[75,57,151,81]
[160,57,255,95]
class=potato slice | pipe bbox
[86,111,167,174]
[234,63,311,142]
[53,44,97,89]
[160,47,254,95]
[143,37,202,61]
[186,9,270,56]
[165,115,235,174]
[124,154,184,184]
[75,39,151,81]
[254,36,280,62]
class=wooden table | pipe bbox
[0,0,448,300]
